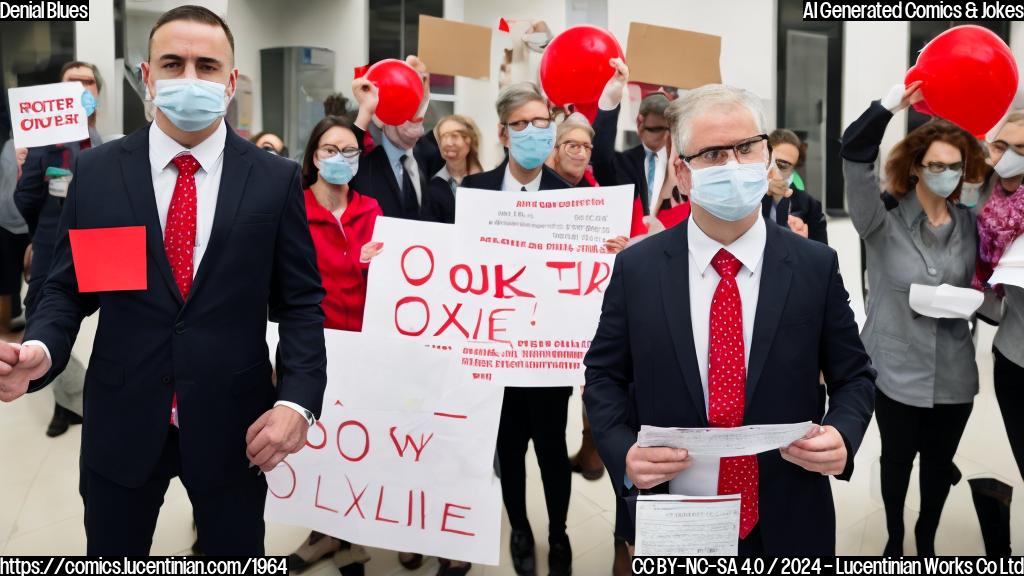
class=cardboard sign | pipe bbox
[626,22,722,89]
[264,330,504,565]
[7,82,89,148]
[69,227,147,292]
[418,15,492,79]
[363,186,632,388]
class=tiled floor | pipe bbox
[1,217,1022,574]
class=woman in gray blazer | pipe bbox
[842,82,988,556]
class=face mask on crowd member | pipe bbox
[497,83,555,173]
[308,124,361,187]
[914,140,964,200]
[988,114,1024,192]
[679,129,771,222]
[142,14,239,135]
[61,63,101,119]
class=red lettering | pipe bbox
[450,264,489,295]
[405,489,427,529]
[374,486,399,524]
[389,426,435,462]
[401,245,434,286]
[494,265,535,298]
[546,261,582,295]
[585,262,611,295]
[305,421,327,450]
[63,97,74,110]
[19,119,33,132]
[489,308,515,344]
[435,303,469,338]
[267,461,296,499]
[336,420,370,462]
[440,503,475,536]
[343,476,367,518]
[314,475,337,512]
[18,102,29,114]
[395,296,430,336]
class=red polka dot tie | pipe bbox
[166,153,200,427]
[709,248,759,539]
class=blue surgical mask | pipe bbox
[688,161,769,221]
[153,78,227,132]
[318,154,359,185]
[922,169,962,199]
[81,90,97,117]
[508,123,555,170]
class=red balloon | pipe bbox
[363,59,424,126]
[540,26,624,109]
[905,25,1018,135]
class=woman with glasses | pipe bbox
[842,82,988,556]
[546,112,596,187]
[286,115,383,576]
[765,129,827,243]
[421,115,484,224]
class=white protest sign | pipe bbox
[264,329,504,565]
[7,82,89,148]
[363,186,630,387]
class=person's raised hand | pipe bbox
[599,58,630,110]
[626,443,692,489]
[882,80,924,113]
[0,342,51,403]
[351,78,379,113]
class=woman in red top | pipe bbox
[301,115,383,331]
[287,116,382,574]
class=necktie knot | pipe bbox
[173,153,200,177]
[712,248,742,279]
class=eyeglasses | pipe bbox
[439,131,468,144]
[681,134,771,168]
[641,125,670,135]
[560,140,593,155]
[920,161,963,174]
[507,117,552,132]
[260,145,281,156]
[774,158,794,173]
[317,145,360,159]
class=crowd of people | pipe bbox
[0,3,1023,573]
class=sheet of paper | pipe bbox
[634,494,740,557]
[908,283,984,319]
[8,82,90,148]
[637,421,815,457]
[418,15,492,79]
[625,23,721,89]
[995,235,1024,268]
[989,267,1024,290]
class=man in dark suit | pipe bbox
[461,82,572,576]
[592,67,672,217]
[762,129,828,244]
[15,60,105,437]
[584,84,875,555]
[348,59,441,222]
[0,5,327,555]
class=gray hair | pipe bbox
[638,93,670,118]
[496,82,548,124]
[667,84,767,155]
[556,112,594,143]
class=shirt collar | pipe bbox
[149,119,226,174]
[643,143,668,163]
[503,163,543,191]
[687,213,766,278]
[435,165,452,181]
[381,135,411,168]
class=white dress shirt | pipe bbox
[643,144,668,210]
[501,164,543,192]
[27,119,313,426]
[668,213,767,497]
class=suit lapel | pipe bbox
[118,127,182,304]
[184,130,252,309]
[745,221,791,408]
[659,224,709,425]
[629,146,651,215]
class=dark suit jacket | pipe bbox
[25,124,328,490]
[583,218,875,555]
[351,126,440,220]
[591,105,653,214]
[460,159,571,192]
[761,187,828,244]
[421,175,456,224]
